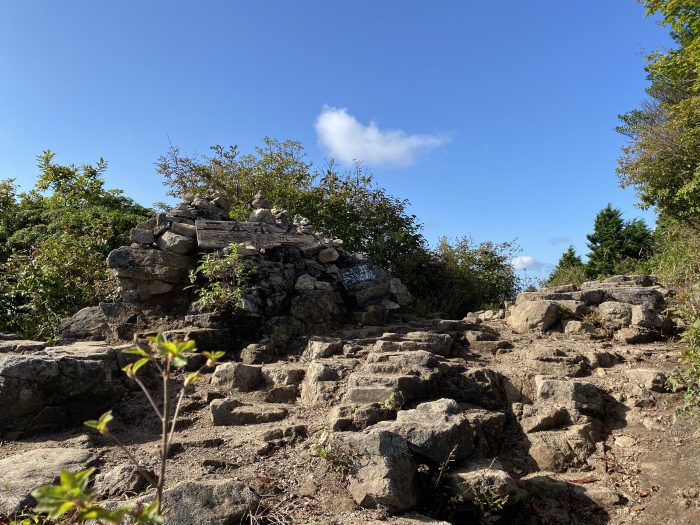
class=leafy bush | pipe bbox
[0,152,149,340]
[652,217,700,289]
[157,138,314,221]
[296,162,426,277]
[188,243,255,313]
[670,285,700,412]
[547,265,588,288]
[157,141,426,280]
[411,237,521,318]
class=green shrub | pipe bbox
[546,265,588,288]
[670,285,700,412]
[652,217,700,289]
[0,152,149,340]
[546,246,587,286]
[188,243,255,313]
[410,237,521,318]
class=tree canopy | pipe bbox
[0,152,150,340]
[617,0,700,227]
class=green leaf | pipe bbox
[84,410,113,433]
[122,362,135,377]
[185,372,204,385]
[124,346,150,357]
[172,354,188,368]
[78,504,130,522]
[32,468,95,518]
[132,500,164,524]
[202,350,225,363]
[132,357,151,374]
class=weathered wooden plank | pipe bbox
[195,220,317,250]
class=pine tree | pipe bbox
[584,204,653,278]
[586,205,626,277]
[547,245,586,286]
[558,246,584,269]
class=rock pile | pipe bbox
[506,275,672,343]
[61,191,412,349]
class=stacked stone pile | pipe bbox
[60,191,412,347]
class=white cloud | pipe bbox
[314,106,447,167]
[512,256,547,272]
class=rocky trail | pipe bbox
[1,193,698,524]
[1,291,697,524]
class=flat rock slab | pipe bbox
[373,398,473,463]
[0,447,94,514]
[210,399,288,426]
[0,340,46,353]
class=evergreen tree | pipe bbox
[621,218,654,261]
[558,246,584,269]
[586,205,625,277]
[547,245,586,286]
[584,205,654,278]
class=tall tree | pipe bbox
[584,205,654,278]
[586,205,626,277]
[617,0,700,227]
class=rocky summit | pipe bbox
[0,194,694,524]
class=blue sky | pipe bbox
[0,1,672,277]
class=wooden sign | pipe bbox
[195,220,317,250]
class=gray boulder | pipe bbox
[210,399,288,426]
[625,368,669,392]
[332,429,417,510]
[302,337,344,361]
[130,227,155,244]
[597,302,632,329]
[373,398,473,463]
[508,300,559,332]
[0,448,94,514]
[156,230,196,255]
[535,376,603,419]
[107,246,194,283]
[94,464,152,499]
[160,479,259,525]
[211,363,262,392]
[0,343,122,429]
[447,459,523,506]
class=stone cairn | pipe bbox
[60,190,413,348]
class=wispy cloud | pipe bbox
[548,236,572,247]
[314,106,448,167]
[512,255,548,272]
